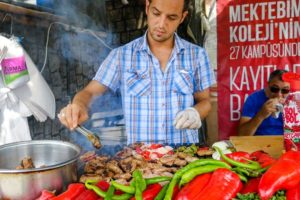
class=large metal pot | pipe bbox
[0,140,81,200]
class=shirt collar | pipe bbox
[138,31,185,54]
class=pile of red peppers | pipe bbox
[35,149,300,200]
[215,148,300,200]
[258,150,300,200]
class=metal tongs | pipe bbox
[75,125,102,149]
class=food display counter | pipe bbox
[0,135,297,200]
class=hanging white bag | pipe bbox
[0,35,55,145]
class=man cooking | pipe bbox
[58,0,215,145]
[238,69,290,136]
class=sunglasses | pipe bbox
[269,86,290,94]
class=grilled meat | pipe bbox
[79,174,103,183]
[87,133,102,149]
[16,157,35,169]
[197,148,214,157]
[79,144,212,183]
[173,158,187,166]
[80,151,96,162]
[114,172,132,180]
[159,155,177,166]
[107,160,123,174]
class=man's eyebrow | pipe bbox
[168,14,179,18]
[151,6,179,18]
[152,7,160,13]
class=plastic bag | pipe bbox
[0,105,31,145]
[0,74,32,145]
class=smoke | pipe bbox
[0,0,126,155]
[34,0,126,154]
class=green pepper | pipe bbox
[111,180,135,194]
[154,184,169,200]
[232,167,251,176]
[111,193,133,200]
[214,146,261,170]
[135,184,143,200]
[85,180,107,198]
[132,169,147,200]
[179,165,229,186]
[133,170,147,191]
[146,176,171,185]
[258,166,270,173]
[105,184,116,200]
[134,177,143,200]
[237,173,248,182]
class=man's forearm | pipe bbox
[72,90,93,111]
[193,89,212,120]
[238,115,265,136]
[194,99,212,120]
[72,80,108,110]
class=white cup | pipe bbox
[272,103,283,118]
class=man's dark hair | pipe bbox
[148,0,191,12]
[268,69,288,82]
[183,0,191,11]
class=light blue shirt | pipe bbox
[93,32,215,144]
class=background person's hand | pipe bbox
[58,103,89,130]
[259,98,280,119]
[173,107,202,129]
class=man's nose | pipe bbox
[276,92,284,98]
[158,16,167,28]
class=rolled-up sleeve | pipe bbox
[194,48,216,91]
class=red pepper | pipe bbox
[136,146,143,154]
[258,151,300,200]
[285,139,297,151]
[114,189,124,195]
[194,168,243,200]
[96,180,110,192]
[198,147,209,151]
[152,152,164,158]
[95,180,123,196]
[240,177,261,194]
[131,183,162,200]
[286,183,300,200]
[141,151,151,161]
[172,185,180,200]
[175,173,212,200]
[75,189,99,200]
[51,183,85,200]
[149,144,163,149]
[225,151,251,163]
[250,150,276,168]
[35,190,55,200]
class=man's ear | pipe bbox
[180,11,188,24]
[145,0,150,15]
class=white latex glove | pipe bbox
[173,107,202,129]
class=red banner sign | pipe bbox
[217,0,300,139]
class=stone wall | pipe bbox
[106,0,146,45]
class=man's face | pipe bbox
[266,77,290,99]
[145,0,188,43]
